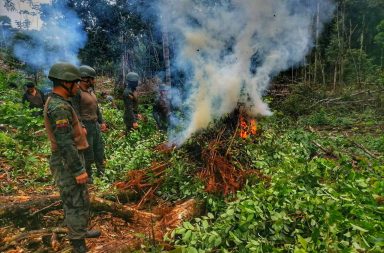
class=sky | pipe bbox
[0,0,50,30]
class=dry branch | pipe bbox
[311,140,340,159]
[0,227,67,252]
[154,199,202,240]
[114,162,169,207]
[343,133,380,159]
[199,140,270,195]
[90,196,159,222]
[309,89,384,109]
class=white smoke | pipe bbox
[156,0,335,145]
[13,1,86,72]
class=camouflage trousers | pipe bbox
[124,112,134,133]
[49,151,90,240]
[83,121,105,178]
[152,110,168,131]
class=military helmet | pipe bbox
[126,72,139,82]
[48,62,81,82]
[79,65,96,78]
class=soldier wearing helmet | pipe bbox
[71,65,106,182]
[122,71,141,134]
[43,62,100,253]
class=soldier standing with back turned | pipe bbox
[44,62,100,253]
[71,65,106,183]
[123,72,141,135]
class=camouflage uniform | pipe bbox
[22,84,46,116]
[153,85,170,131]
[44,93,89,240]
[123,86,138,132]
[71,89,105,178]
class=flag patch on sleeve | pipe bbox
[56,119,69,128]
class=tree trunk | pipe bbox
[313,1,320,85]
[333,64,338,91]
[149,29,161,70]
[162,24,171,87]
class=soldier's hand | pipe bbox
[133,122,139,129]
[75,172,88,184]
[137,114,143,121]
[82,127,87,136]
[100,123,108,132]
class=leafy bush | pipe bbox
[274,84,324,118]
[169,123,384,252]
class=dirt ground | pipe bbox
[0,179,199,253]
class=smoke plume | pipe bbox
[13,1,86,72]
[155,0,334,145]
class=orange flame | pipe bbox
[239,115,257,139]
[250,119,257,135]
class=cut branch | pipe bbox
[309,89,384,109]
[0,227,67,252]
[90,196,159,222]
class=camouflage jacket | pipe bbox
[44,93,88,177]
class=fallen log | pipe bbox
[0,195,159,223]
[0,195,61,219]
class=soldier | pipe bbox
[153,84,170,131]
[122,72,141,134]
[22,82,45,115]
[71,65,106,183]
[44,62,100,253]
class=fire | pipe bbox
[239,114,257,139]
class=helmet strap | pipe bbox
[59,81,75,95]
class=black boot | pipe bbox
[85,229,101,238]
[70,239,87,253]
[95,162,105,177]
[85,165,93,184]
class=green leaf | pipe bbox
[183,222,195,230]
[297,235,308,250]
[351,223,369,233]
[229,231,242,244]
[294,248,307,253]
[186,247,198,253]
[226,209,235,216]
[202,220,209,229]
[214,236,222,247]
[182,230,192,242]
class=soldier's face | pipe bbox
[64,81,80,97]
[80,79,89,89]
[27,87,35,93]
[71,82,80,96]
[80,78,94,89]
[90,78,96,88]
